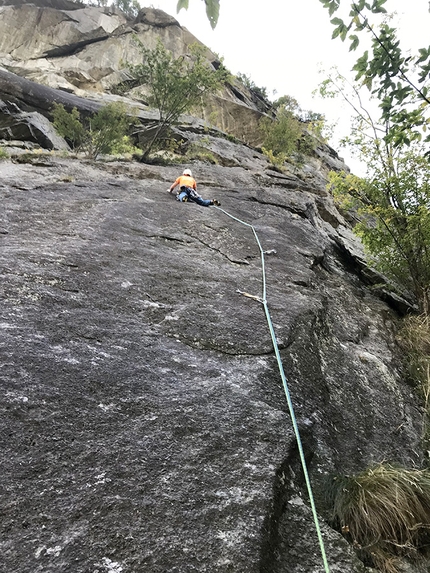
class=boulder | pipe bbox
[0,100,69,150]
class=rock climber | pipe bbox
[168,168,220,207]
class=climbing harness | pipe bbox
[214,206,331,573]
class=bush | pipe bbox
[328,463,430,572]
[261,147,287,169]
[83,0,140,19]
[110,135,141,157]
[0,147,8,159]
[52,102,134,159]
[259,109,303,166]
[52,105,87,150]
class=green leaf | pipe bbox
[318,0,339,15]
[330,17,344,26]
[205,0,219,29]
[340,23,349,41]
[332,26,341,40]
[328,1,340,17]
[352,50,369,75]
[371,0,388,13]
[176,0,189,12]
[349,34,359,51]
[417,47,430,64]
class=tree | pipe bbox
[329,146,430,314]
[273,95,329,140]
[72,0,140,18]
[259,95,327,168]
[115,0,140,18]
[316,2,430,314]
[127,39,230,160]
[236,73,269,100]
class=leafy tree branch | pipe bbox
[319,0,430,148]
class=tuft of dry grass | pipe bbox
[328,463,430,573]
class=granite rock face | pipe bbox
[0,1,427,571]
[0,145,425,572]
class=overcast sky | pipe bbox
[146,1,430,174]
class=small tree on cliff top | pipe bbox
[75,0,140,18]
[259,95,326,168]
[128,39,230,160]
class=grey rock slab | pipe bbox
[0,157,425,573]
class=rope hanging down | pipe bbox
[214,206,331,573]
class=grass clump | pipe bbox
[328,463,430,572]
[0,147,8,159]
[186,143,218,164]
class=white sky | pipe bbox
[144,1,430,174]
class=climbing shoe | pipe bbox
[213,199,221,206]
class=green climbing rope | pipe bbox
[214,206,331,573]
